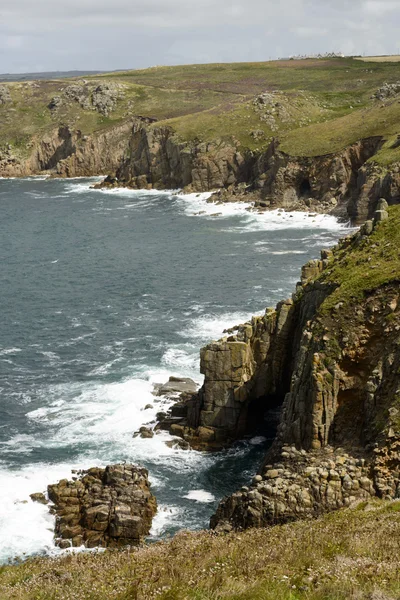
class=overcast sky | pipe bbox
[1,0,400,73]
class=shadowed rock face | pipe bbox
[47,464,157,549]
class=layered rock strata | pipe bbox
[46,464,157,548]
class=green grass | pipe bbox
[1,57,400,162]
[319,205,400,312]
[0,501,399,600]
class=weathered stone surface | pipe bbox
[154,376,198,397]
[47,464,157,548]
[0,85,11,105]
[30,492,48,505]
[203,213,400,530]
[211,447,378,530]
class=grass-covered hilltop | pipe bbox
[1,57,400,220]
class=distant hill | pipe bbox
[0,70,106,82]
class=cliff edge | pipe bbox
[162,202,400,529]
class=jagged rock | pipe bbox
[374,209,389,222]
[154,376,198,397]
[143,210,400,528]
[212,447,378,530]
[91,84,122,117]
[48,96,63,110]
[64,84,91,110]
[30,492,48,505]
[47,464,157,548]
[372,82,400,101]
[0,85,12,105]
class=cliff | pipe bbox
[162,202,400,529]
[1,59,400,221]
[96,122,399,222]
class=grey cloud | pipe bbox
[0,0,399,72]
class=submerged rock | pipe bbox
[29,492,48,505]
[47,464,157,548]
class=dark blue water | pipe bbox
[0,177,349,560]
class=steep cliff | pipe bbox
[100,124,399,222]
[0,122,133,178]
[162,203,400,527]
[2,60,400,220]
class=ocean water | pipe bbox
[0,177,351,562]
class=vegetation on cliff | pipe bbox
[1,57,400,162]
[0,500,399,600]
[319,204,400,310]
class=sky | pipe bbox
[0,0,400,73]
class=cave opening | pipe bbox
[243,394,283,441]
[299,178,312,198]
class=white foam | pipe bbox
[150,505,183,537]
[0,347,22,356]
[0,462,89,562]
[181,312,255,341]
[176,192,247,218]
[249,436,268,446]
[268,250,308,255]
[184,490,216,503]
[175,192,352,233]
[161,347,200,376]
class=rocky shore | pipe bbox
[94,127,399,223]
[1,119,399,223]
[155,201,400,530]
[34,464,157,549]
[30,202,400,549]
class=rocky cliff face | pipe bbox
[1,115,399,221]
[250,137,386,220]
[0,122,132,178]
[46,464,157,549]
[162,203,400,528]
[113,120,251,192]
[104,125,399,222]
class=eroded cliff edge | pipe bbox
[99,123,400,223]
[162,202,400,529]
[2,116,400,222]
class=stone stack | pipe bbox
[47,464,157,549]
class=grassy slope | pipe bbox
[1,58,400,163]
[319,204,400,311]
[0,501,399,600]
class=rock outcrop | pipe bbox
[0,85,11,105]
[102,127,398,222]
[47,464,157,548]
[110,120,250,192]
[161,204,400,527]
[0,122,133,178]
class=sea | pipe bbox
[0,177,351,562]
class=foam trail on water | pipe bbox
[184,490,216,503]
[181,311,257,341]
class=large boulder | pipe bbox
[0,85,11,105]
[47,464,157,548]
[154,376,198,397]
